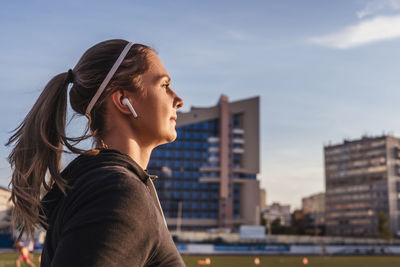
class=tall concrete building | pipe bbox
[149,95,260,230]
[324,135,400,237]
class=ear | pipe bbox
[110,90,132,115]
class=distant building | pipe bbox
[149,95,260,230]
[302,192,325,215]
[262,202,291,227]
[260,189,267,211]
[324,135,400,237]
[302,192,325,235]
[0,187,11,230]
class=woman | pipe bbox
[7,39,185,266]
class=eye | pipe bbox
[162,83,171,90]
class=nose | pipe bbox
[174,94,184,109]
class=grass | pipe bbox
[0,253,41,267]
[182,255,400,267]
[0,253,400,267]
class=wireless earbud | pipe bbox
[122,98,138,118]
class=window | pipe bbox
[201,192,209,199]
[175,141,182,148]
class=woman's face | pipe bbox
[131,51,183,146]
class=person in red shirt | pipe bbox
[15,242,35,267]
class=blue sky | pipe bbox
[2,0,400,209]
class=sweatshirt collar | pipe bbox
[94,148,158,183]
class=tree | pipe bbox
[378,211,392,240]
[260,213,266,227]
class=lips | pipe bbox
[170,116,177,121]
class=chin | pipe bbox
[159,131,177,145]
[166,133,177,143]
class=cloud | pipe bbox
[357,0,400,18]
[308,15,400,49]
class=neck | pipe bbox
[103,135,153,170]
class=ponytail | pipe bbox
[6,39,154,241]
[7,72,72,240]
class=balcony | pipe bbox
[232,128,245,135]
[199,177,220,183]
[198,177,250,184]
[232,148,245,154]
[199,166,220,172]
[208,147,220,153]
[208,137,220,143]
[233,138,245,144]
[208,156,219,163]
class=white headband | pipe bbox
[85,42,136,116]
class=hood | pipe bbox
[40,149,157,228]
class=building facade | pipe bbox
[302,192,325,215]
[302,192,325,235]
[324,135,400,237]
[260,189,267,211]
[148,95,260,230]
[0,187,11,231]
[262,202,291,227]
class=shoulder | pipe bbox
[61,166,156,226]
[72,165,149,198]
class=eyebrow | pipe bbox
[154,74,171,83]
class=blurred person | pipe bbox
[197,257,211,265]
[7,39,184,266]
[15,241,36,267]
[27,239,34,260]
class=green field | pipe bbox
[1,254,400,267]
[182,255,400,267]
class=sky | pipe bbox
[1,0,400,210]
